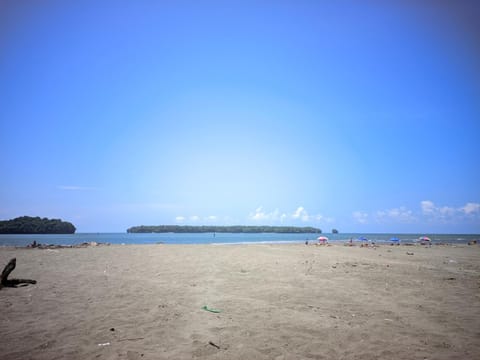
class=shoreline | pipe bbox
[1,232,479,248]
[0,239,476,250]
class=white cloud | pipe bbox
[461,202,480,215]
[420,200,480,223]
[421,200,455,218]
[354,200,479,228]
[312,214,334,223]
[375,206,416,223]
[292,206,310,222]
[250,207,268,221]
[438,206,455,216]
[353,211,368,224]
[249,206,332,224]
[249,207,282,222]
[421,200,436,215]
[176,214,219,223]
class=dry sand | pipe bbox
[1,243,479,359]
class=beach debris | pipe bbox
[444,277,456,281]
[110,328,115,332]
[406,252,414,255]
[127,350,145,359]
[117,337,144,342]
[39,340,56,349]
[23,241,110,249]
[202,305,222,313]
[0,258,37,290]
[98,342,111,346]
[208,341,221,349]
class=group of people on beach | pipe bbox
[304,238,379,247]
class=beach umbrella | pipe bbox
[317,236,329,243]
[390,237,400,242]
[357,236,368,241]
[419,236,431,243]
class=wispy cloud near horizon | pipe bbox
[353,211,369,224]
[249,206,332,225]
[355,201,480,227]
[175,215,219,223]
[249,207,286,222]
[292,207,309,222]
[421,200,480,222]
[375,206,416,223]
[173,206,333,227]
[58,185,97,191]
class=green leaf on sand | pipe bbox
[202,305,221,313]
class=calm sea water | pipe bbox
[0,232,478,247]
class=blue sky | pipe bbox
[1,0,479,233]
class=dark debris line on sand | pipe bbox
[23,240,110,249]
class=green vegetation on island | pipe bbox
[0,216,76,234]
[127,225,322,234]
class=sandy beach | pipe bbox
[1,243,479,359]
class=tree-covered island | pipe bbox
[0,216,76,234]
[127,225,322,233]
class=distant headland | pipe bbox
[0,216,76,234]
[127,225,322,234]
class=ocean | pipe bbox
[0,232,478,247]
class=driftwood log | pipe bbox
[0,258,37,289]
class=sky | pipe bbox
[1,0,479,233]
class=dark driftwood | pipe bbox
[0,258,37,289]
